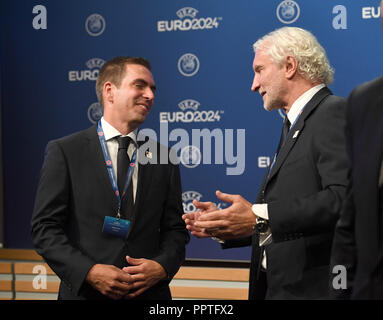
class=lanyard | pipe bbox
[97,121,137,218]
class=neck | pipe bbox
[284,80,321,114]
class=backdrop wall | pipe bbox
[1,0,382,261]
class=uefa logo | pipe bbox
[177,7,199,19]
[180,145,201,168]
[88,102,103,124]
[178,99,200,111]
[276,1,300,24]
[85,14,106,36]
[178,53,200,77]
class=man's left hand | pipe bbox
[194,190,256,240]
[122,256,167,299]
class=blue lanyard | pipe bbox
[97,121,137,218]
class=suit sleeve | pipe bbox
[31,141,95,295]
[267,98,349,241]
[151,163,190,279]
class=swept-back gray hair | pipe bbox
[253,27,334,85]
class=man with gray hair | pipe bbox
[183,27,349,299]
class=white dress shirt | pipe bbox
[100,117,138,201]
[252,84,326,268]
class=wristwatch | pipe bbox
[255,217,269,235]
[211,236,225,244]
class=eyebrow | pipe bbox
[133,78,157,92]
[253,65,263,72]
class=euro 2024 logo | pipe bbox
[68,58,105,82]
[159,99,223,123]
[157,7,222,32]
[276,1,300,24]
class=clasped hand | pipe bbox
[86,256,166,300]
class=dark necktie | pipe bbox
[117,136,134,218]
[265,116,291,182]
[276,117,291,155]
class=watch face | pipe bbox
[256,219,269,234]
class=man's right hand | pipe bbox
[85,264,133,300]
[182,199,218,238]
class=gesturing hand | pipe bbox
[182,199,218,238]
[193,190,256,240]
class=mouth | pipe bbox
[260,91,266,98]
[136,103,151,112]
[138,104,149,110]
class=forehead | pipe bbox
[123,64,155,84]
[252,49,272,69]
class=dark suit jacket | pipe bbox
[224,87,349,299]
[330,76,383,299]
[31,125,189,300]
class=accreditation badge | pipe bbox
[102,216,131,238]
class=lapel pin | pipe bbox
[145,151,152,159]
[292,130,299,139]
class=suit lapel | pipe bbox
[85,125,119,210]
[266,87,332,184]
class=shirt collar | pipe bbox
[286,83,326,126]
[100,117,137,145]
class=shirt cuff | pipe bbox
[251,203,269,220]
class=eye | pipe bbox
[254,66,263,75]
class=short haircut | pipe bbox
[253,27,334,85]
[96,56,151,106]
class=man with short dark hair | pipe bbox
[31,56,189,300]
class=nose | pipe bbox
[251,75,260,92]
[143,86,155,101]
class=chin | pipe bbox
[264,101,283,112]
[134,111,148,122]
[263,104,274,112]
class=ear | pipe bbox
[284,55,298,80]
[103,81,114,104]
